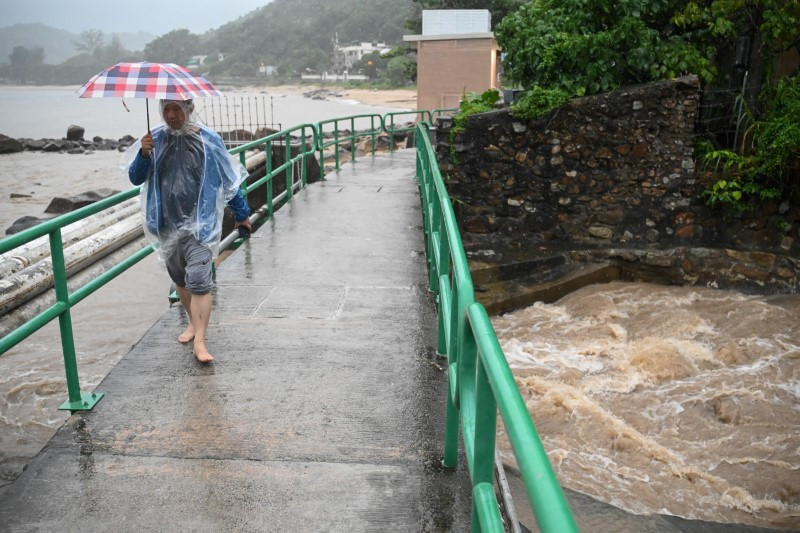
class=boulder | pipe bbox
[42,141,62,152]
[44,188,120,214]
[66,125,85,141]
[254,127,279,139]
[5,215,54,235]
[96,140,118,151]
[23,139,46,150]
[0,134,24,154]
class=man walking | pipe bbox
[126,99,251,362]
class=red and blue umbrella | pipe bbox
[77,62,223,130]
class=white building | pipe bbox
[332,40,392,73]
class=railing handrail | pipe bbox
[0,110,576,532]
[0,109,427,410]
[315,113,385,172]
[0,122,323,411]
[0,187,141,255]
[414,121,578,533]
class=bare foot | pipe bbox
[178,326,195,344]
[193,340,214,363]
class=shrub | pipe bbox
[495,0,715,97]
[510,86,571,119]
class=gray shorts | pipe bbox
[165,234,213,295]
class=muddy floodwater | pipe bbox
[493,281,800,530]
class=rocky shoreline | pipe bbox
[0,125,135,156]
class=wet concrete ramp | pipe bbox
[0,150,473,531]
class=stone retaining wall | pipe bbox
[435,76,799,293]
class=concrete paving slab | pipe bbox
[0,150,473,531]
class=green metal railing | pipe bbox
[0,124,321,413]
[230,123,319,220]
[384,109,459,152]
[415,122,578,533]
[0,109,574,532]
[317,113,384,171]
[0,187,148,411]
[0,110,433,412]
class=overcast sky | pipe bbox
[1,0,273,36]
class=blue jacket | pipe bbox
[128,125,250,245]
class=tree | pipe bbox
[143,29,201,65]
[671,0,800,112]
[7,46,45,83]
[101,35,126,64]
[74,30,106,60]
[353,51,386,80]
[9,46,44,67]
[383,56,416,86]
[495,0,715,96]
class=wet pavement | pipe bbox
[0,150,473,531]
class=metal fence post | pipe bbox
[49,228,103,411]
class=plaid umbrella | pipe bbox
[77,62,222,130]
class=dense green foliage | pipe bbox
[495,0,716,97]
[672,0,800,52]
[350,47,417,85]
[496,0,799,97]
[143,30,201,66]
[449,89,501,163]
[0,0,417,85]
[452,89,500,132]
[701,74,800,208]
[201,0,416,79]
[510,86,571,119]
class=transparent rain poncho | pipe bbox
[121,99,248,263]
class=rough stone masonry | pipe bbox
[435,76,799,293]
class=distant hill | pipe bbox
[114,31,157,53]
[0,23,77,64]
[202,0,416,73]
[0,23,155,65]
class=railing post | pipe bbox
[49,228,103,412]
[334,123,340,171]
[443,369,460,468]
[350,117,356,164]
[388,115,395,152]
[266,140,274,219]
[285,132,293,200]
[301,127,309,187]
[316,122,326,180]
[370,116,377,156]
[472,356,498,531]
[239,151,248,202]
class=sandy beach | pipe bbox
[234,83,417,109]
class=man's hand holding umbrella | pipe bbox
[140,132,154,159]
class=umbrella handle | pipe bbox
[146,98,151,133]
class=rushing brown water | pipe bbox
[492,281,800,530]
[0,258,169,486]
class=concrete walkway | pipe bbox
[0,150,473,531]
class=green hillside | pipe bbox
[0,23,80,64]
[200,0,416,76]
